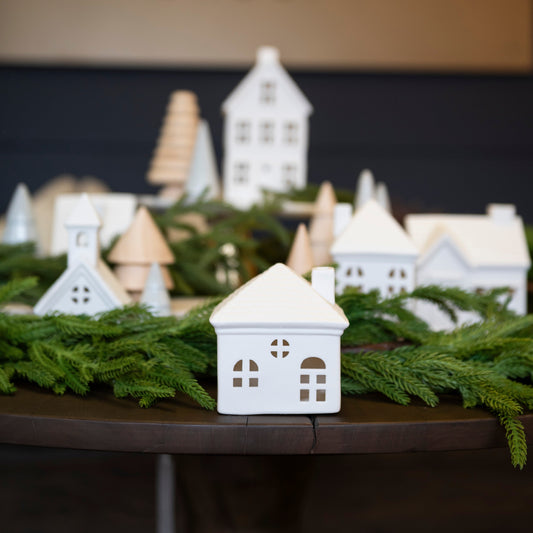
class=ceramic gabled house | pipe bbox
[210,264,348,415]
[221,46,313,208]
[34,194,131,316]
[331,199,419,296]
[405,204,531,328]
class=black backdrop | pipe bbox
[1,66,533,222]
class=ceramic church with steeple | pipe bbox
[34,194,131,316]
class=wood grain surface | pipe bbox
[1,383,531,455]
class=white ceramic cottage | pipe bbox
[405,204,531,328]
[221,46,313,208]
[34,194,131,316]
[210,264,348,415]
[331,199,419,296]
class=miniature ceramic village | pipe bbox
[2,47,530,415]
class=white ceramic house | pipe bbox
[210,264,348,415]
[331,199,419,296]
[405,204,531,328]
[221,46,313,208]
[34,194,131,316]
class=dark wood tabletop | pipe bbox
[1,383,532,455]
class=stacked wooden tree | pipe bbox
[147,91,200,200]
[108,206,174,300]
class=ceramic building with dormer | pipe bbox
[210,264,348,415]
[405,204,531,329]
[221,46,313,208]
[34,194,131,316]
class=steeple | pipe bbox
[65,193,101,268]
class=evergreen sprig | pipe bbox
[1,277,533,468]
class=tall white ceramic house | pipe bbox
[331,199,419,296]
[405,204,531,322]
[221,46,313,208]
[210,264,348,415]
[34,194,131,316]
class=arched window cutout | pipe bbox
[400,269,407,279]
[301,357,326,369]
[357,268,364,277]
[389,268,395,278]
[233,359,259,388]
[345,267,352,277]
[388,286,395,294]
[76,232,89,247]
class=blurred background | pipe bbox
[1,0,533,220]
[2,2,533,532]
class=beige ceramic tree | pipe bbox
[286,223,314,276]
[309,181,337,266]
[108,206,174,299]
[147,91,200,200]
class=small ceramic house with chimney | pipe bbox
[221,46,313,208]
[34,194,131,316]
[405,204,531,329]
[331,199,419,296]
[210,264,348,415]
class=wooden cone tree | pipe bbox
[286,223,314,275]
[108,206,174,298]
[309,181,337,266]
[147,91,200,200]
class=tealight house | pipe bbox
[210,263,348,415]
[331,199,419,296]
[34,194,131,316]
[221,46,313,208]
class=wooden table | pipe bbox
[2,383,532,533]
[1,383,531,455]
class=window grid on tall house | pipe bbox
[283,122,298,144]
[387,268,408,295]
[233,359,259,388]
[260,81,276,104]
[233,162,250,185]
[281,164,297,188]
[235,121,251,144]
[259,122,274,144]
[300,357,326,402]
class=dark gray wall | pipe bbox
[1,66,533,221]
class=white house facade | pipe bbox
[34,194,131,316]
[405,204,531,329]
[331,199,419,296]
[210,264,348,415]
[221,47,313,209]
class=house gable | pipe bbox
[34,262,126,316]
[331,199,418,257]
[222,48,312,118]
[210,263,347,330]
[417,234,469,282]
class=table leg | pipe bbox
[156,454,176,533]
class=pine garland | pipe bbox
[1,277,532,467]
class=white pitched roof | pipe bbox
[34,260,131,316]
[331,199,418,256]
[210,263,347,329]
[405,206,531,268]
[221,47,313,116]
[65,193,101,228]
